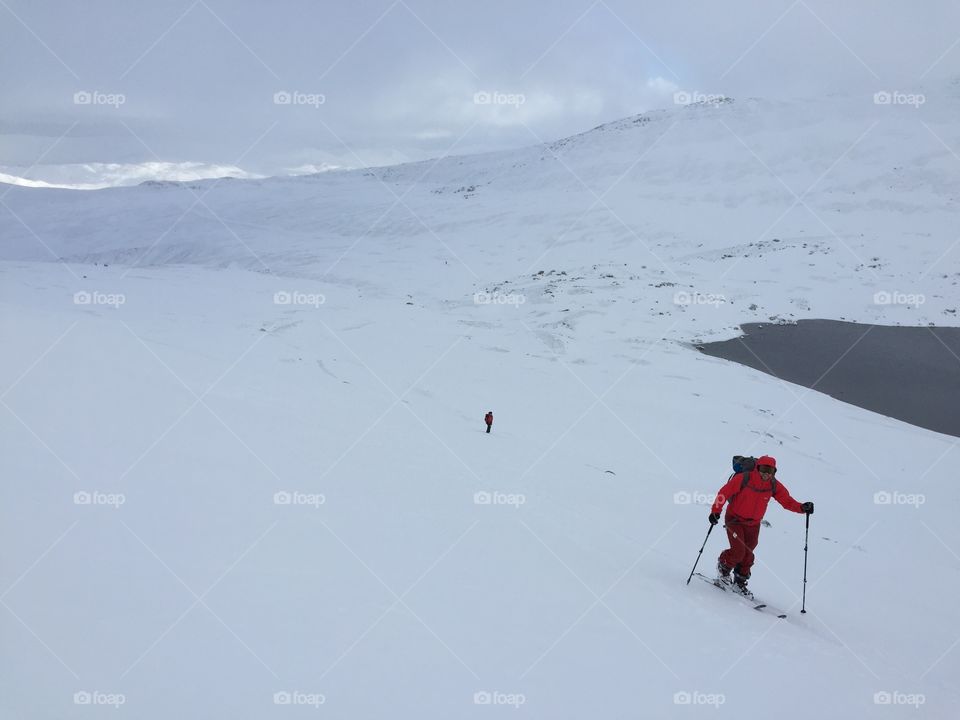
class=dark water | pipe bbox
[697,320,960,438]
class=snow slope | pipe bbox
[2,89,959,718]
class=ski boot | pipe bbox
[732,572,754,599]
[716,562,733,588]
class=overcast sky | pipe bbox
[2,0,959,182]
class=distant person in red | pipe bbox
[708,455,813,598]
[484,411,493,434]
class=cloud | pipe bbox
[283,163,346,175]
[413,129,456,141]
[4,1,958,175]
[647,76,680,96]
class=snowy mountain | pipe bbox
[0,162,264,190]
[2,88,958,718]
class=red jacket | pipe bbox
[484,412,493,426]
[710,470,803,526]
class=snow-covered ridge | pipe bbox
[0,161,264,190]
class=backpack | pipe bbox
[730,455,777,495]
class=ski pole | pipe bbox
[801,512,810,613]
[686,523,715,585]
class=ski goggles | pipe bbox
[757,465,777,475]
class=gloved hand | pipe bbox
[708,512,720,525]
[801,501,814,515]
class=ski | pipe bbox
[693,573,787,618]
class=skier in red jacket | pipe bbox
[484,411,493,434]
[708,455,813,598]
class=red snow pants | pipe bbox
[718,522,761,577]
